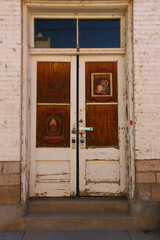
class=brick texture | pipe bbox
[136,172,156,183]
[152,185,160,201]
[136,160,160,172]
[3,162,20,174]
[137,184,151,201]
[0,0,21,162]
[133,0,160,201]
[0,0,21,205]
[0,186,20,204]
[0,0,160,204]
[0,163,2,173]
[156,173,160,183]
[133,0,160,160]
[0,174,20,186]
[136,159,160,201]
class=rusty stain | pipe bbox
[38,173,68,177]
[79,119,83,123]
[86,179,120,184]
[79,132,84,137]
[34,192,47,198]
[79,190,126,197]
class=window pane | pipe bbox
[35,19,76,48]
[79,19,120,48]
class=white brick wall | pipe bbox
[0,0,160,163]
[0,0,21,161]
[133,0,160,160]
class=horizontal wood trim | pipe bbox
[25,0,131,3]
[30,48,126,55]
[86,102,118,105]
[37,103,70,105]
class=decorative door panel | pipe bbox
[79,56,126,196]
[30,56,76,197]
[37,105,70,148]
[85,62,118,103]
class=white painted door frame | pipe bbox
[29,53,126,197]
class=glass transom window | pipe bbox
[34,18,120,48]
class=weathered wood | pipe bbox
[79,55,126,196]
[30,56,77,197]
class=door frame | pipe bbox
[21,1,134,203]
[29,54,126,198]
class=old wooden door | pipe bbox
[79,55,126,196]
[29,54,126,197]
[29,55,77,197]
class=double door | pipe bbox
[29,55,126,197]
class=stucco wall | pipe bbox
[133,0,160,201]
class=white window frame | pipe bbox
[29,14,125,55]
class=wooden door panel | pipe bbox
[36,105,70,148]
[30,56,76,198]
[85,62,117,103]
[37,62,70,103]
[79,56,125,197]
[86,105,118,147]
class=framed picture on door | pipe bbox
[91,72,113,102]
[43,108,65,144]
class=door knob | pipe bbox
[72,138,76,143]
[80,138,84,143]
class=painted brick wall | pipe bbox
[133,0,160,201]
[0,0,160,204]
[0,0,21,203]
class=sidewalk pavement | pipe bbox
[0,231,159,240]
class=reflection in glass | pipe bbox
[34,18,120,49]
[35,19,76,48]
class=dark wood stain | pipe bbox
[37,62,70,103]
[86,105,118,147]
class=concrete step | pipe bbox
[24,212,138,231]
[27,198,129,213]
